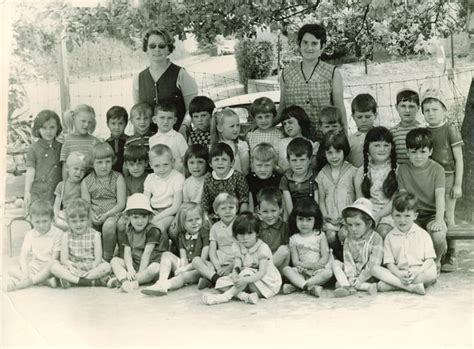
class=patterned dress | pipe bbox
[83,171,120,216]
[67,228,100,277]
[289,231,331,278]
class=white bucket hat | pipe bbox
[124,193,153,214]
[342,198,376,225]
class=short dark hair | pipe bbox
[280,106,312,138]
[288,198,323,235]
[124,144,148,162]
[106,106,128,124]
[232,212,260,239]
[351,93,377,114]
[297,23,327,48]
[184,144,210,175]
[256,187,283,208]
[319,106,343,125]
[392,191,417,212]
[396,89,420,106]
[321,131,351,159]
[189,96,215,116]
[249,97,277,119]
[155,100,177,116]
[142,27,175,53]
[29,199,53,218]
[32,110,62,138]
[287,137,313,159]
[406,128,433,150]
[209,142,234,162]
[130,102,153,119]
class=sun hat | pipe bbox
[420,88,447,109]
[124,193,154,214]
[342,198,376,225]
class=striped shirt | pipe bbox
[60,134,100,167]
[343,230,383,279]
[390,122,420,165]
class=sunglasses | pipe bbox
[148,43,167,50]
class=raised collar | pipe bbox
[212,168,234,180]
[184,232,199,240]
[106,134,128,142]
[238,239,263,255]
[260,219,284,230]
[285,168,313,182]
[156,129,175,137]
[37,138,57,148]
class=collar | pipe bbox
[134,129,154,137]
[427,121,447,129]
[285,168,313,182]
[107,134,128,141]
[184,232,199,240]
[239,239,263,255]
[37,138,57,148]
[260,219,283,230]
[156,129,175,137]
[212,168,234,180]
[397,121,420,129]
[193,128,210,134]
[390,224,417,236]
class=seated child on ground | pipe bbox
[188,96,214,147]
[282,198,333,297]
[54,152,87,231]
[256,187,290,270]
[109,194,168,293]
[105,106,129,173]
[372,192,437,295]
[50,198,111,288]
[246,97,283,152]
[332,198,383,297]
[141,202,210,296]
[202,212,282,305]
[6,199,63,291]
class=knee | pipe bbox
[325,230,337,245]
[50,261,61,274]
[102,217,117,233]
[110,257,122,267]
[101,262,111,273]
[191,257,202,268]
[277,245,290,258]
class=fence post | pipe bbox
[57,28,71,115]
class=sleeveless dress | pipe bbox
[289,231,332,278]
[83,171,120,216]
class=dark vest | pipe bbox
[138,63,186,130]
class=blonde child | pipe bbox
[53,152,87,231]
[149,101,188,173]
[315,106,344,173]
[202,212,282,305]
[50,198,111,287]
[109,194,168,292]
[246,97,283,151]
[316,131,356,257]
[277,106,318,172]
[192,193,238,289]
[281,198,332,297]
[81,142,126,261]
[420,89,463,272]
[188,96,215,147]
[6,200,62,291]
[211,108,250,176]
[332,198,383,297]
[347,93,377,168]
[60,104,100,179]
[372,192,437,295]
[24,110,63,211]
[142,202,210,296]
[354,127,398,238]
[183,144,210,203]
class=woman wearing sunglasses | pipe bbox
[133,27,198,133]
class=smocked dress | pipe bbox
[67,228,100,277]
[289,231,332,279]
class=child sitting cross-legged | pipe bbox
[50,198,111,288]
[5,199,63,291]
[332,198,383,297]
[371,191,437,295]
[281,198,333,297]
[202,212,282,305]
[109,194,169,293]
[141,202,210,296]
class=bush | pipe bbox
[235,38,274,93]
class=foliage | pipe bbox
[234,39,274,92]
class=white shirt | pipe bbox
[149,129,188,170]
[144,169,185,209]
[21,226,63,263]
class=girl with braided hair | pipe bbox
[354,126,398,238]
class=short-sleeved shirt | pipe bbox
[123,223,168,267]
[246,172,282,205]
[125,173,147,196]
[144,169,185,209]
[347,131,367,168]
[259,219,289,253]
[149,129,188,166]
[188,129,211,147]
[106,134,128,173]
[384,224,436,270]
[60,134,100,167]
[343,230,383,278]
[397,159,445,212]
[54,180,82,210]
[428,121,463,174]
[201,170,249,214]
[390,122,421,165]
[178,227,210,262]
[210,220,235,256]
[279,169,317,205]
[246,128,283,152]
[26,138,62,204]
[183,175,205,203]
[21,226,62,263]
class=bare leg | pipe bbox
[110,257,128,281]
[332,260,350,287]
[305,269,333,287]
[427,220,448,268]
[84,262,111,280]
[136,263,161,284]
[445,196,456,227]
[376,223,393,239]
[282,266,306,289]
[152,216,174,239]
[192,257,215,280]
[102,216,118,261]
[371,265,426,295]
[273,245,290,269]
[50,262,80,284]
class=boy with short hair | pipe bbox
[390,88,422,164]
[125,102,155,149]
[315,106,344,172]
[256,187,290,270]
[246,97,283,151]
[201,142,249,216]
[246,143,282,211]
[421,88,464,272]
[5,199,63,291]
[372,191,437,295]
[123,144,149,196]
[144,144,185,242]
[280,138,317,215]
[347,94,377,167]
[397,128,447,271]
[149,101,188,173]
[188,96,215,147]
[105,106,129,173]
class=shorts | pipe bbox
[445,172,454,196]
[416,209,437,231]
[378,214,394,227]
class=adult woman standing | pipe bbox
[133,28,198,132]
[277,23,347,139]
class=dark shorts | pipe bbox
[416,209,437,231]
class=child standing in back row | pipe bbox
[105,106,129,173]
[315,106,344,173]
[188,96,215,147]
[246,97,283,152]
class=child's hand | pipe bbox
[126,270,137,281]
[348,276,357,287]
[451,185,462,199]
[175,267,184,275]
[235,276,249,288]
[430,219,446,233]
